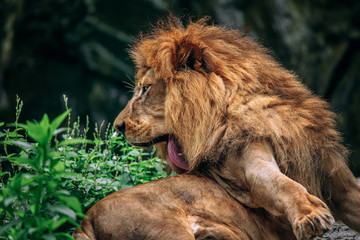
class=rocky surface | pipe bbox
[317,178,360,239]
[316,222,360,240]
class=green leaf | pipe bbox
[59,196,82,213]
[3,196,17,207]
[30,204,36,215]
[17,121,47,145]
[50,110,71,135]
[39,114,51,130]
[128,150,141,157]
[0,172,9,178]
[7,130,23,138]
[5,140,36,152]
[0,122,4,127]
[53,161,65,173]
[42,234,56,240]
[15,111,69,146]
[57,138,93,147]
[83,198,95,208]
[54,189,71,196]
[20,173,36,186]
[0,219,20,236]
[53,127,68,136]
[10,157,39,171]
[9,173,35,189]
[94,139,103,145]
[48,205,76,219]
[16,209,25,218]
[53,232,75,240]
[50,217,68,231]
[47,180,57,191]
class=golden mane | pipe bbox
[130,17,348,199]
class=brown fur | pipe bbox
[74,16,360,240]
[131,17,346,198]
[73,174,296,240]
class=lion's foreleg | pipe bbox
[241,142,334,240]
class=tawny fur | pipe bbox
[74,17,360,240]
[131,17,347,199]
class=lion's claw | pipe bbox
[293,205,334,240]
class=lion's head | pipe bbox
[113,67,191,173]
[114,16,347,195]
[114,17,234,173]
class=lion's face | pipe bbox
[114,69,189,173]
[113,19,237,173]
[114,69,168,146]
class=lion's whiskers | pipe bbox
[122,76,135,92]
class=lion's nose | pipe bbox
[115,122,126,136]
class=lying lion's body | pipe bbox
[73,174,295,240]
[74,17,360,239]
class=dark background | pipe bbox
[1,0,359,175]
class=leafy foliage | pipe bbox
[0,101,169,239]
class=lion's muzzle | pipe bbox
[115,122,126,136]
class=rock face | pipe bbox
[316,222,360,240]
[319,178,360,238]
[1,0,359,174]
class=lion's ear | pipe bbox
[173,41,203,72]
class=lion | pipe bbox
[74,16,360,239]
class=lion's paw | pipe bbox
[292,195,334,240]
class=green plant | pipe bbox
[0,102,170,239]
[58,120,169,211]
[0,111,84,239]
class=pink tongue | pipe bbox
[167,135,189,173]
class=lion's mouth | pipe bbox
[166,135,189,173]
[130,135,189,174]
[130,135,169,148]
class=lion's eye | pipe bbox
[142,85,151,95]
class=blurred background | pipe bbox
[0,0,359,175]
